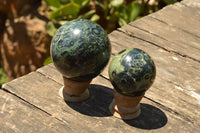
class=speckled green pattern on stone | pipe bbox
[51,19,111,81]
[109,48,156,97]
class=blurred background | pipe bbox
[0,0,181,87]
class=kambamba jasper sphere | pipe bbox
[51,19,111,81]
[109,48,156,97]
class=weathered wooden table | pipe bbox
[1,0,200,132]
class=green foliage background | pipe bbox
[0,68,8,88]
[44,0,181,35]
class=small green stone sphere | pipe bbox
[51,19,111,82]
[109,48,156,97]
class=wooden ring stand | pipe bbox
[59,77,91,102]
[109,91,144,120]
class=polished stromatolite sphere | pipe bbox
[51,19,111,81]
[109,48,156,97]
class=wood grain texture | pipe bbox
[149,2,200,38]
[128,17,200,62]
[0,90,74,133]
[109,31,200,91]
[1,0,200,132]
[107,31,200,126]
[2,65,199,132]
[122,1,200,62]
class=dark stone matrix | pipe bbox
[51,19,111,81]
[109,48,156,97]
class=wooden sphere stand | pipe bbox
[59,76,91,102]
[109,90,144,120]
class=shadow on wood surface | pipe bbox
[124,103,168,129]
[66,84,113,117]
[66,84,167,129]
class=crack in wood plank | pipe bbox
[116,28,170,52]
[109,32,200,86]
[37,68,63,85]
[117,27,200,63]
[37,66,192,123]
[129,23,200,53]
[149,16,200,39]
[107,30,200,126]
[109,32,200,100]
[99,72,196,125]
[99,74,194,124]
[0,89,75,132]
[180,0,200,9]
[143,96,195,125]
[1,83,69,126]
[2,63,200,131]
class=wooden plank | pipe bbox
[37,65,200,131]
[0,90,73,133]
[106,31,200,126]
[109,31,200,89]
[182,0,200,9]
[2,72,105,132]
[125,13,200,61]
[39,29,200,127]
[2,69,199,132]
[149,2,200,38]
[115,27,200,92]
[1,1,200,132]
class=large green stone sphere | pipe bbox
[109,48,156,97]
[51,19,111,81]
